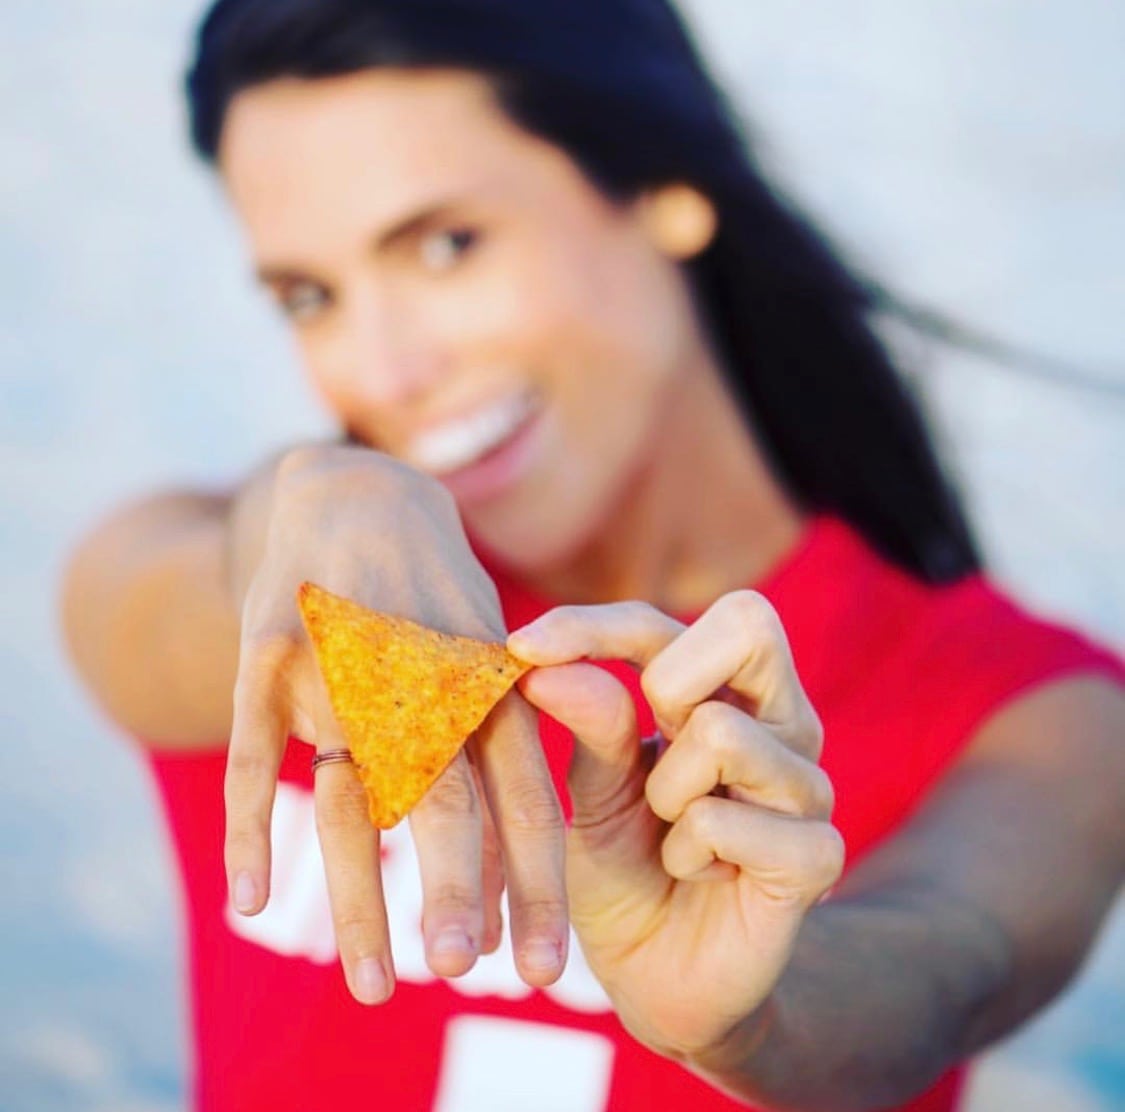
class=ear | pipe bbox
[635,184,718,260]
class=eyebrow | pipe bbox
[255,195,472,287]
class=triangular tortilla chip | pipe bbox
[297,581,529,828]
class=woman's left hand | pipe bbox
[508,592,844,1065]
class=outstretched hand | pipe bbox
[509,592,844,1063]
[224,445,567,1005]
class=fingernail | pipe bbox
[521,938,561,972]
[432,928,474,957]
[355,958,389,1004]
[507,623,543,654]
[233,871,257,914]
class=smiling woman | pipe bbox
[58,1,1125,1111]
[220,68,777,580]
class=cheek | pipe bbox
[451,240,587,359]
[292,328,391,448]
[296,334,351,416]
[545,227,686,379]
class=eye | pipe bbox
[419,227,479,273]
[275,281,331,324]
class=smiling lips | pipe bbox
[406,390,541,476]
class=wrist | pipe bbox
[684,992,780,1098]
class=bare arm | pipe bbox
[695,674,1125,1110]
[510,599,1125,1111]
[64,441,569,1002]
[59,451,283,748]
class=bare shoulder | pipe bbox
[60,489,241,750]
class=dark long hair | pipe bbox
[186,0,980,582]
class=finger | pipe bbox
[224,635,295,916]
[314,755,395,1005]
[508,602,685,670]
[645,700,835,823]
[476,768,506,954]
[642,591,821,753]
[662,796,845,905]
[408,750,484,977]
[518,664,646,833]
[473,690,568,987]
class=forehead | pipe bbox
[219,69,591,259]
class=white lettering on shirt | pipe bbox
[434,1015,615,1112]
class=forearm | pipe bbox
[691,884,1011,1111]
[61,488,241,742]
[61,443,316,744]
[687,675,1125,1111]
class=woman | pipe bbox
[61,0,1125,1109]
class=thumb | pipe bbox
[518,663,644,830]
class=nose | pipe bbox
[328,281,449,410]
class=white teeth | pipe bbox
[408,393,536,474]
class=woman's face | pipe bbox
[221,69,714,572]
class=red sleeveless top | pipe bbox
[144,516,1124,1111]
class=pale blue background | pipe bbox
[2,1,1123,1109]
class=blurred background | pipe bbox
[2,1,1122,1109]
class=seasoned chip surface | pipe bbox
[297,581,529,828]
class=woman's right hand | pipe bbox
[222,443,567,1004]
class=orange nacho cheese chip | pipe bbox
[297,581,530,829]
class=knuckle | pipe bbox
[606,684,640,750]
[639,661,679,712]
[809,823,846,884]
[240,629,303,678]
[806,765,835,818]
[419,764,480,820]
[689,699,741,757]
[642,767,669,817]
[277,443,443,508]
[512,893,568,931]
[538,604,587,641]
[332,907,381,949]
[426,882,480,916]
[800,706,825,758]
[223,828,265,862]
[498,778,564,837]
[722,590,781,637]
[619,599,660,628]
[224,746,276,791]
[681,796,721,844]
[638,664,661,707]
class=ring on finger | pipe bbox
[311,747,354,773]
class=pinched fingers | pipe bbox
[313,755,394,1005]
[509,594,820,757]
[645,700,834,824]
[662,795,844,904]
